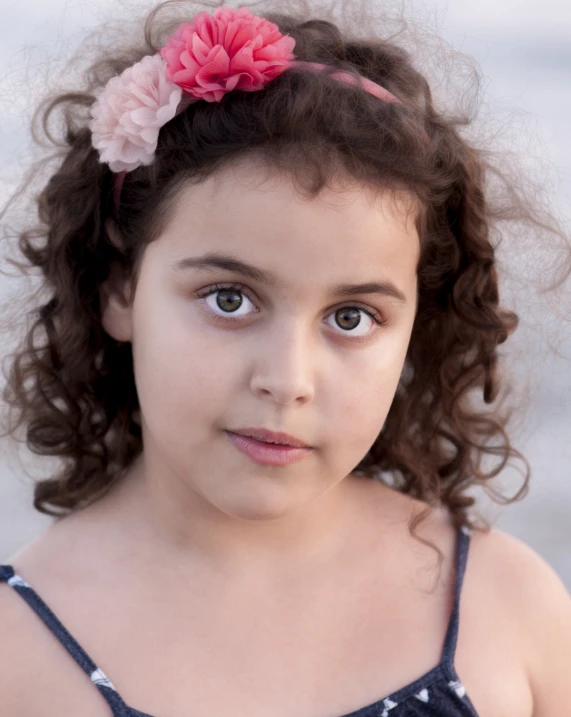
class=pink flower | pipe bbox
[159,7,296,103]
[90,54,183,172]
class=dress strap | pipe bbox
[440,525,472,669]
[0,564,131,716]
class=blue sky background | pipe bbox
[0,0,569,587]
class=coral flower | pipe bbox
[159,7,297,102]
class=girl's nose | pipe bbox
[249,320,317,406]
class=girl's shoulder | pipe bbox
[0,561,109,716]
[464,526,571,715]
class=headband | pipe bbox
[88,7,402,219]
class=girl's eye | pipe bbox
[198,284,258,319]
[323,307,383,337]
[195,283,386,338]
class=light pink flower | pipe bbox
[159,7,296,103]
[89,54,183,172]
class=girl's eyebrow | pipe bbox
[172,252,408,305]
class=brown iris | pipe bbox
[335,308,361,330]
[216,289,242,312]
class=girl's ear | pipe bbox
[100,218,133,342]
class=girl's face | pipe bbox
[103,158,420,521]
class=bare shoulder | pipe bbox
[468,526,570,619]
[0,535,111,716]
[0,575,41,715]
[0,571,87,716]
[469,526,571,716]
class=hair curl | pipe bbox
[1,0,569,576]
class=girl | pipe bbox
[0,1,569,716]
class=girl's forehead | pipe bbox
[175,160,417,218]
[160,163,421,265]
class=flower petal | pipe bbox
[90,53,182,172]
[160,8,297,102]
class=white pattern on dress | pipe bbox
[460,525,472,536]
[380,697,399,716]
[91,668,117,691]
[7,574,31,589]
[414,688,430,702]
[448,679,466,698]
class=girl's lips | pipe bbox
[225,431,313,466]
[228,426,310,447]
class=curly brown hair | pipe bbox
[1,0,569,571]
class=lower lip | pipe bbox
[225,431,313,466]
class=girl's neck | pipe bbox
[85,457,406,580]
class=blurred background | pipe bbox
[0,0,569,587]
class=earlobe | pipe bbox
[105,217,126,253]
[100,267,133,342]
[101,219,133,342]
[100,279,133,341]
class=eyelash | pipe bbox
[193,282,387,339]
